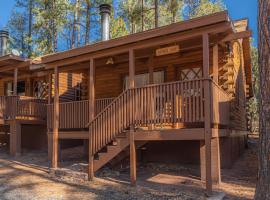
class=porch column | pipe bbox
[148,55,155,130]
[10,121,21,156]
[129,49,136,185]
[88,58,95,180]
[148,55,154,84]
[13,68,18,95]
[213,44,219,83]
[52,67,59,168]
[200,137,221,184]
[201,33,213,196]
[48,73,52,104]
[47,73,52,160]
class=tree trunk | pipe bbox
[154,0,158,28]
[28,0,33,57]
[255,0,270,199]
[84,0,91,45]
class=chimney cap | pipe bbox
[0,30,9,37]
[99,4,111,14]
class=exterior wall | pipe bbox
[52,72,82,102]
[220,134,247,168]
[21,124,47,151]
[79,49,204,100]
[141,141,200,164]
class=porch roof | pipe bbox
[41,11,232,65]
[0,54,30,74]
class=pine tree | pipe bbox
[255,0,270,199]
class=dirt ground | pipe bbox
[0,138,257,200]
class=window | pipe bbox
[124,71,164,90]
[17,81,26,96]
[33,80,48,99]
[179,67,202,81]
[4,81,26,96]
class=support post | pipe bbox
[88,58,95,181]
[129,49,136,185]
[130,127,136,185]
[148,55,154,84]
[129,49,135,88]
[9,121,21,156]
[200,138,221,185]
[47,72,52,161]
[148,55,155,130]
[13,68,18,95]
[48,73,52,104]
[202,33,213,196]
[213,44,219,83]
[52,67,59,168]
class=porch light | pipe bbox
[106,57,114,65]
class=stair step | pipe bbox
[93,137,130,172]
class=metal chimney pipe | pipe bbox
[0,30,9,56]
[99,4,111,41]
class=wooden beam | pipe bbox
[213,45,219,83]
[9,121,21,156]
[45,22,231,69]
[48,73,52,104]
[148,55,154,84]
[130,127,136,185]
[88,58,95,181]
[221,30,252,43]
[0,60,30,73]
[52,66,59,168]
[203,33,213,195]
[43,11,229,64]
[13,68,18,95]
[129,49,135,89]
[134,129,205,140]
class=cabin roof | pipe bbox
[0,54,27,67]
[41,11,231,64]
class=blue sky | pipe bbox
[0,0,258,46]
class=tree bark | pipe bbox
[154,0,158,28]
[255,0,270,199]
[84,0,91,45]
[28,0,33,57]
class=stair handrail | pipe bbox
[87,79,206,155]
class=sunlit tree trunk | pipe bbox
[255,0,270,199]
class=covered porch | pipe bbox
[42,11,251,195]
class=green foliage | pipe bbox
[7,0,227,57]
[110,17,128,39]
[247,44,259,132]
[189,0,226,18]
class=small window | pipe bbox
[179,67,202,81]
[17,81,26,96]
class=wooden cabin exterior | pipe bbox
[0,55,84,156]
[0,11,252,195]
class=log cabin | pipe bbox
[0,38,83,156]
[0,8,252,195]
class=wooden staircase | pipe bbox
[87,80,205,174]
[94,133,130,172]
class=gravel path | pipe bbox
[0,139,257,200]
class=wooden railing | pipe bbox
[16,97,47,120]
[211,81,231,126]
[88,79,206,155]
[96,98,114,114]
[47,98,115,129]
[0,96,47,121]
